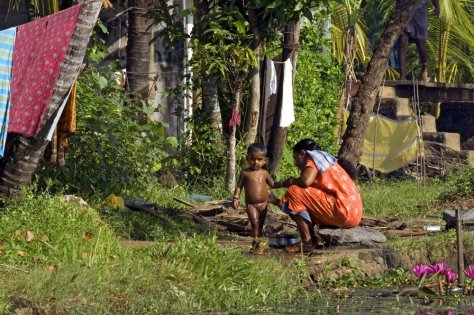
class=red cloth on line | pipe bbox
[8,5,81,137]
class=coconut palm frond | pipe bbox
[354,22,369,63]
[385,67,399,80]
[427,0,474,82]
[330,0,370,65]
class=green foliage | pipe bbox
[289,20,343,151]
[36,56,170,198]
[279,18,344,178]
[143,235,308,311]
[191,6,257,81]
[438,167,474,201]
[177,112,227,187]
[0,191,307,314]
[0,189,123,267]
[360,178,445,219]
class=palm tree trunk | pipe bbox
[196,0,222,137]
[126,0,154,98]
[337,0,422,172]
[0,0,102,196]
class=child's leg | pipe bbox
[246,204,260,238]
[258,204,268,236]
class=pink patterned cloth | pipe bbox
[8,5,81,137]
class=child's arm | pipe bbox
[232,172,244,209]
[265,171,276,188]
[266,171,287,188]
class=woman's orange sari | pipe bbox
[279,155,363,228]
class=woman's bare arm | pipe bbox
[281,167,317,188]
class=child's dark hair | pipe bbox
[247,143,267,156]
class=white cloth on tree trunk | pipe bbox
[279,58,295,127]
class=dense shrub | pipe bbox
[35,60,170,197]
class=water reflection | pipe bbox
[259,290,474,315]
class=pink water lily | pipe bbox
[443,268,458,283]
[412,264,430,278]
[465,266,474,279]
[428,262,446,275]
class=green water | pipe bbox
[185,290,474,314]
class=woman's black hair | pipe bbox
[247,143,267,155]
[293,138,358,179]
[293,138,320,152]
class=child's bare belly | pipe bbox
[245,191,268,204]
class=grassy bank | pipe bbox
[360,178,445,219]
[0,189,308,314]
[1,169,472,313]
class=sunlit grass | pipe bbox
[0,188,307,314]
[359,178,445,219]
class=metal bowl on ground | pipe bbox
[268,234,300,248]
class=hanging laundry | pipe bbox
[8,5,81,137]
[279,58,295,127]
[0,27,16,157]
[46,82,77,166]
[58,83,77,149]
[264,57,277,100]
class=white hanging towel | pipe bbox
[279,58,295,127]
[263,57,277,104]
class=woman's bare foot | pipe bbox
[267,192,280,205]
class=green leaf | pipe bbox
[167,136,178,149]
[267,1,278,9]
[93,74,108,90]
[97,20,109,34]
[233,20,247,34]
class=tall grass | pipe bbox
[0,190,122,267]
[0,189,308,314]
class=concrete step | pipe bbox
[378,86,397,98]
[423,132,461,152]
[421,115,437,133]
[375,97,412,120]
[461,150,474,166]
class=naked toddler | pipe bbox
[233,143,275,255]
